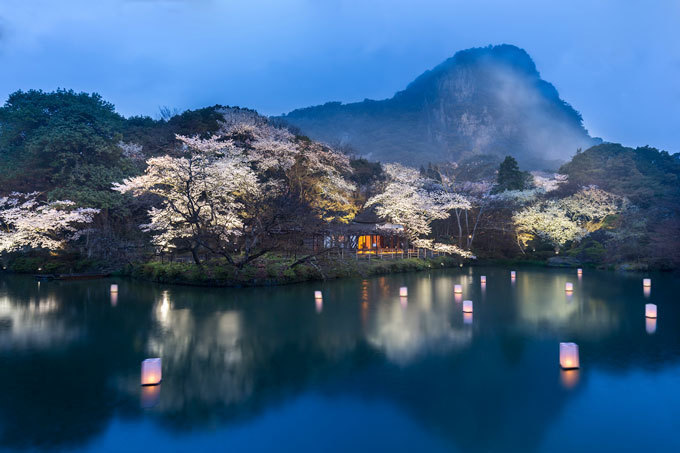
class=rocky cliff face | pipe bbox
[279,45,597,169]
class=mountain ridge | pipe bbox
[279,44,598,169]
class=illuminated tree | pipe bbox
[0,193,99,253]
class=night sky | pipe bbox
[0,0,678,152]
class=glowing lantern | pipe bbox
[577,268,583,276]
[646,317,657,334]
[463,300,473,313]
[314,290,323,299]
[141,358,162,386]
[645,303,657,318]
[463,312,473,325]
[110,284,118,293]
[480,276,487,284]
[454,284,463,294]
[399,287,408,297]
[643,278,651,288]
[510,271,516,279]
[565,282,573,292]
[315,298,323,313]
[559,343,579,369]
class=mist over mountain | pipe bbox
[279,45,598,169]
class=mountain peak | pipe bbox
[280,45,595,169]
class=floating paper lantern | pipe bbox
[141,358,162,386]
[463,300,473,313]
[577,268,583,276]
[565,282,573,292]
[645,303,657,318]
[110,284,118,293]
[463,312,473,325]
[315,298,323,313]
[510,271,516,279]
[454,284,463,294]
[399,287,408,297]
[559,343,579,369]
[314,290,323,299]
[480,276,486,284]
[643,278,651,288]
[646,317,657,335]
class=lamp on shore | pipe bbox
[141,358,162,386]
[559,343,579,369]
[399,287,408,297]
[463,300,473,313]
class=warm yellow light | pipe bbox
[454,293,462,303]
[400,296,408,308]
[141,358,162,386]
[560,369,580,389]
[315,298,323,313]
[463,312,473,325]
[314,290,323,299]
[480,276,486,284]
[565,282,573,292]
[645,303,657,318]
[463,300,473,313]
[643,286,651,298]
[399,287,408,297]
[454,284,462,294]
[577,268,582,275]
[141,384,161,409]
[559,342,579,369]
[510,271,516,279]
[110,284,118,293]
[111,293,118,307]
[643,278,651,288]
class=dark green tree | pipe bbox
[494,155,532,192]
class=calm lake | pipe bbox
[0,267,678,452]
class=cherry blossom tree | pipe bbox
[366,163,474,258]
[0,193,99,253]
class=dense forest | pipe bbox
[1,89,678,283]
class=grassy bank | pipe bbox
[121,254,464,287]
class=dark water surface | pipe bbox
[0,267,679,452]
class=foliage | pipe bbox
[494,156,533,193]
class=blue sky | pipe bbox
[0,0,678,152]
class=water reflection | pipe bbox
[0,268,678,452]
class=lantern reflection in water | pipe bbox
[110,292,118,307]
[400,296,408,309]
[315,298,323,313]
[559,342,579,369]
[141,358,162,386]
[560,369,579,389]
[643,286,651,298]
[399,287,408,297]
[454,293,462,303]
[646,317,657,335]
[454,284,462,294]
[645,303,657,318]
[141,384,161,409]
[463,312,473,325]
[463,300,473,313]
